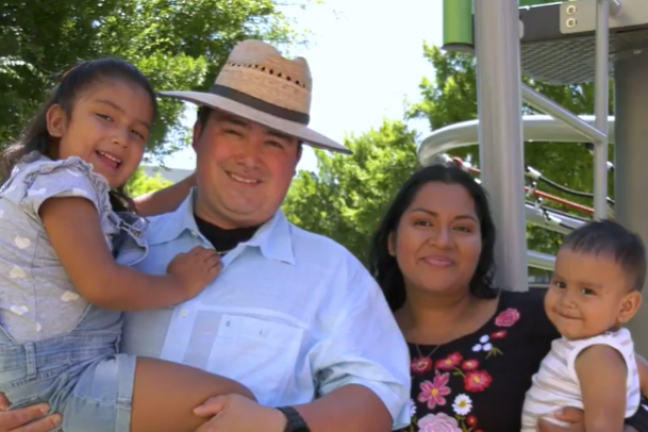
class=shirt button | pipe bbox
[180,310,188,317]
[191,231,198,237]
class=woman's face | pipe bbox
[390,182,483,296]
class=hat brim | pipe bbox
[158,90,351,155]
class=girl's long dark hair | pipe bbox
[0,57,157,212]
[368,164,499,311]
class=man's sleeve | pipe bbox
[310,264,412,430]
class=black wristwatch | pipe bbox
[276,406,310,432]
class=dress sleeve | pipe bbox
[0,154,113,223]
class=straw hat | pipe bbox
[159,39,350,154]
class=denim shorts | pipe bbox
[0,317,137,432]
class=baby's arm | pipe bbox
[575,344,629,432]
[40,196,219,310]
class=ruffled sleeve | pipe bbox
[0,152,116,234]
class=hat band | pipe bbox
[210,84,310,125]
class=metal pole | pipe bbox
[521,84,606,143]
[615,51,648,356]
[474,0,528,291]
[593,0,611,220]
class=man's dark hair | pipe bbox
[562,219,647,291]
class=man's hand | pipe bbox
[537,407,584,432]
[0,394,61,432]
[193,394,287,432]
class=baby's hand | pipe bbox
[167,247,221,299]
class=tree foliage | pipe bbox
[0,0,308,160]
[284,42,604,265]
[283,120,419,263]
[125,167,172,197]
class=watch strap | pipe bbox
[276,406,310,432]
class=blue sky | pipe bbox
[161,0,443,172]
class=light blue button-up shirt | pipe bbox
[120,190,411,428]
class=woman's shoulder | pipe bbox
[498,288,546,315]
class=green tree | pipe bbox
[409,44,607,255]
[0,0,310,159]
[283,120,419,264]
[284,42,603,266]
[125,167,172,197]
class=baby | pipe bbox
[521,219,646,432]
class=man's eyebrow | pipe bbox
[220,115,294,143]
[94,99,151,129]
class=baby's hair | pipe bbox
[561,219,647,292]
[0,57,157,212]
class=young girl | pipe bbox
[521,219,648,432]
[0,58,254,432]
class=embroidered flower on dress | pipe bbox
[417,412,462,432]
[452,394,472,416]
[491,330,507,339]
[494,308,520,327]
[466,415,478,427]
[411,357,433,374]
[471,335,492,352]
[418,370,452,409]
[436,352,463,370]
[407,398,417,417]
[461,359,479,371]
[464,370,493,392]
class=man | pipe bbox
[0,40,411,432]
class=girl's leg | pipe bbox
[129,357,255,432]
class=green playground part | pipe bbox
[442,0,473,52]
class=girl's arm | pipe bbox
[575,344,629,432]
[133,173,195,217]
[40,196,218,311]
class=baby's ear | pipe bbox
[46,104,68,138]
[618,290,642,323]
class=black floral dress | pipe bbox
[399,289,560,432]
[399,289,648,432]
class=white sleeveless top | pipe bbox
[521,328,640,431]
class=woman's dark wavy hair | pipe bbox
[0,57,158,212]
[368,163,499,311]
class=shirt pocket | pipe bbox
[205,314,304,404]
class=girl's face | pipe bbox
[390,182,483,296]
[46,80,153,188]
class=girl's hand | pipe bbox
[167,246,221,299]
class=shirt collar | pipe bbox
[146,188,295,265]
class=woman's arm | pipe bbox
[133,173,195,217]
[636,355,648,397]
[40,197,218,310]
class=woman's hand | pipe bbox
[537,407,584,432]
[0,394,61,432]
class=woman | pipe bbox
[368,164,648,432]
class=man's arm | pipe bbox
[575,344,629,432]
[133,173,195,217]
[295,264,411,432]
[293,384,392,432]
[0,395,60,432]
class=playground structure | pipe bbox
[423,0,648,354]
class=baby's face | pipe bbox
[544,248,642,340]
